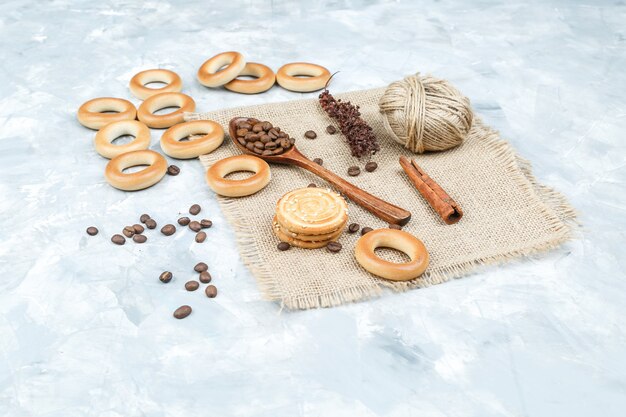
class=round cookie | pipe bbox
[275,187,348,235]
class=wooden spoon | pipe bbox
[229,117,411,225]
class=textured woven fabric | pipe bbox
[187,88,576,310]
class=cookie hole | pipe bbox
[99,110,120,114]
[233,75,258,81]
[178,134,206,142]
[111,134,136,145]
[153,106,180,115]
[122,164,150,174]
[223,170,254,180]
[292,74,313,78]
[143,81,168,89]
[374,247,412,264]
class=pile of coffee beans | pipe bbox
[234,118,295,156]
[167,261,220,319]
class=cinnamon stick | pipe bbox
[399,156,463,225]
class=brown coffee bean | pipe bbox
[304,130,317,139]
[86,226,98,236]
[248,118,260,125]
[194,262,208,272]
[252,147,263,155]
[272,147,284,155]
[167,165,180,176]
[347,223,360,233]
[237,137,247,147]
[326,125,337,134]
[159,271,173,283]
[365,161,378,172]
[178,217,190,226]
[173,305,192,319]
[239,122,252,130]
[279,138,290,148]
[122,226,135,238]
[252,123,264,133]
[262,150,273,156]
[348,166,361,176]
[361,227,373,235]
[278,132,287,138]
[254,141,264,149]
[133,224,144,234]
[185,281,199,291]
[308,183,317,188]
[195,231,207,243]
[326,241,342,253]
[313,158,323,165]
[236,128,248,137]
[161,224,176,236]
[389,224,402,230]
[205,285,218,298]
[268,129,278,139]
[262,121,273,131]
[265,141,277,150]
[140,214,151,223]
[145,219,157,229]
[133,234,147,243]
[189,221,202,232]
[111,234,126,245]
[199,271,212,283]
[277,242,291,251]
[200,219,212,228]
[189,204,201,215]
[260,134,271,143]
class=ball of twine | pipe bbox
[378,73,473,153]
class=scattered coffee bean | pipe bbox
[185,281,200,291]
[205,285,218,298]
[140,214,150,223]
[86,227,98,236]
[159,271,173,283]
[327,241,342,253]
[313,158,323,166]
[348,166,361,176]
[133,224,144,234]
[122,226,135,238]
[195,231,207,243]
[200,219,212,228]
[133,234,147,243]
[145,218,157,229]
[161,224,176,236]
[304,130,317,139]
[199,271,212,283]
[277,242,291,251]
[389,224,402,230]
[194,262,208,272]
[348,223,360,233]
[189,221,202,232]
[365,161,378,172]
[111,234,126,245]
[326,125,337,134]
[308,183,317,188]
[173,305,192,319]
[189,204,201,215]
[178,217,190,226]
[361,227,373,235]
[167,165,180,176]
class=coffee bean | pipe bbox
[272,147,284,155]
[304,130,317,139]
[348,166,361,176]
[145,218,157,229]
[133,224,144,234]
[167,165,180,176]
[199,271,212,283]
[205,285,218,298]
[161,224,176,236]
[122,226,135,238]
[239,122,252,130]
[265,141,277,150]
[277,242,291,251]
[86,226,98,236]
[365,161,378,172]
[194,262,208,272]
[159,271,173,283]
[200,219,212,228]
[361,227,373,235]
[252,123,264,133]
[347,223,360,233]
[189,221,202,232]
[236,128,248,137]
[327,241,342,253]
[254,141,264,149]
[140,214,151,223]
[189,204,201,215]
[245,142,255,151]
[326,125,337,134]
[237,137,247,147]
[389,224,402,230]
[262,121,273,131]
[262,150,273,156]
[261,134,271,143]
[111,234,126,245]
[173,305,192,319]
[308,183,317,188]
[313,158,323,166]
[133,234,147,243]
[178,217,190,226]
[185,281,199,291]
[195,231,207,243]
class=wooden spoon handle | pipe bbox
[293,155,412,226]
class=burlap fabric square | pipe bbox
[186,88,576,310]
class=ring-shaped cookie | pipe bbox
[105,150,168,191]
[129,69,183,100]
[276,62,331,92]
[77,97,137,130]
[94,120,151,159]
[206,155,271,197]
[355,229,429,281]
[161,120,225,159]
[197,51,246,88]
[224,63,275,94]
[137,92,195,129]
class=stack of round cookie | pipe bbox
[273,187,348,249]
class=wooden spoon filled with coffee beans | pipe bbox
[229,117,411,225]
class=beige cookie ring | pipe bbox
[160,120,224,159]
[105,150,168,191]
[129,69,183,100]
[77,97,137,130]
[224,62,275,94]
[276,62,331,92]
[206,155,271,197]
[355,229,429,281]
[94,120,151,159]
[137,92,195,129]
[197,51,246,88]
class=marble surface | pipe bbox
[1,0,625,416]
